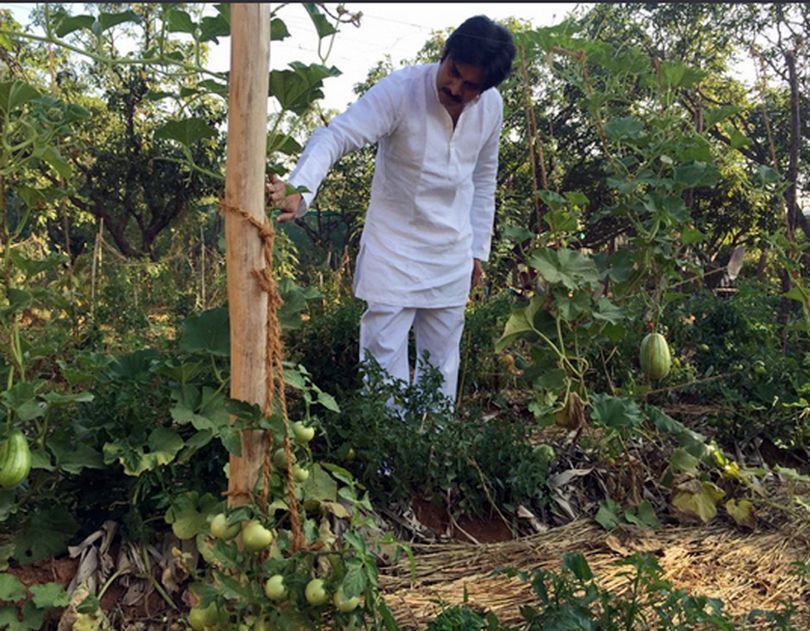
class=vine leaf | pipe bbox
[303,3,337,38]
[671,480,725,524]
[155,117,218,148]
[725,499,755,529]
[96,10,140,33]
[53,14,95,37]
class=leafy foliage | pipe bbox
[318,358,555,521]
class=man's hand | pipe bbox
[471,258,484,289]
[266,174,303,223]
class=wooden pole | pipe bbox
[224,3,270,507]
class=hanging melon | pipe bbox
[640,332,671,380]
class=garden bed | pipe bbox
[379,518,810,628]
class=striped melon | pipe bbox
[640,332,671,380]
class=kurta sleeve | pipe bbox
[470,93,503,261]
[286,72,405,212]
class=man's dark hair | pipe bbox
[441,15,516,91]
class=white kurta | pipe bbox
[288,62,502,308]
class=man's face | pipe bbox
[436,55,486,111]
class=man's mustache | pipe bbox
[441,88,461,103]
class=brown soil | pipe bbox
[411,496,514,543]
[6,555,180,630]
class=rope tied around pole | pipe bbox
[219,199,305,552]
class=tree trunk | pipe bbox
[224,4,271,508]
[784,50,801,240]
[777,49,803,342]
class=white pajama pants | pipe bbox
[359,303,467,403]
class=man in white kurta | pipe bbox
[268,16,516,403]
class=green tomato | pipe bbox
[304,578,328,606]
[241,520,273,552]
[292,421,315,444]
[533,444,555,463]
[697,343,710,353]
[210,513,240,540]
[292,464,310,482]
[188,603,221,631]
[264,574,288,600]
[333,586,361,613]
[345,447,356,461]
[254,616,273,631]
[752,360,767,375]
[272,447,295,470]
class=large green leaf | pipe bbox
[269,62,340,115]
[590,394,641,430]
[103,427,184,476]
[606,249,633,283]
[562,552,593,581]
[725,499,755,529]
[592,297,624,324]
[703,105,741,128]
[674,161,719,188]
[42,146,73,180]
[155,117,217,147]
[9,251,68,278]
[270,18,290,41]
[0,574,25,601]
[199,15,230,42]
[728,128,751,150]
[537,189,567,210]
[604,116,644,141]
[647,405,706,456]
[5,287,33,314]
[554,289,590,322]
[40,391,94,406]
[303,3,337,38]
[96,10,140,32]
[0,602,43,631]
[316,389,339,413]
[672,480,724,524]
[624,500,660,529]
[669,447,700,474]
[302,464,337,503]
[267,131,302,157]
[2,380,46,422]
[0,80,40,113]
[48,440,104,475]
[30,582,70,608]
[179,307,230,357]
[680,227,706,245]
[341,561,366,599]
[14,505,78,565]
[171,385,230,432]
[756,165,780,186]
[53,14,95,37]
[165,8,195,34]
[164,491,220,540]
[661,61,705,89]
[530,248,600,290]
[495,304,534,353]
[595,498,621,530]
[107,349,161,381]
[277,278,322,331]
[197,79,229,98]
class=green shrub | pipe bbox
[285,293,364,396]
[317,357,554,521]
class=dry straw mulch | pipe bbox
[379,518,810,629]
